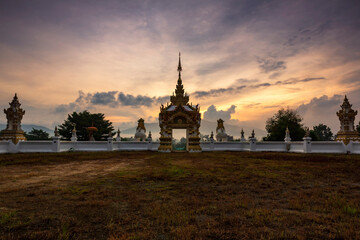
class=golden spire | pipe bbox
[177,52,182,72]
[177,52,182,83]
[170,52,189,105]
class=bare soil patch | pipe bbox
[0,158,133,192]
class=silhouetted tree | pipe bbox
[311,124,333,141]
[357,122,360,135]
[172,137,187,150]
[200,134,210,142]
[309,130,319,141]
[263,108,305,141]
[25,128,50,140]
[58,111,114,141]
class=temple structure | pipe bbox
[0,94,26,144]
[135,118,146,141]
[216,119,228,142]
[158,53,201,152]
[336,95,360,144]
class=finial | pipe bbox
[71,123,76,132]
[54,126,59,137]
[177,52,182,72]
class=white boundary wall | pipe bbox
[0,138,359,154]
[289,142,304,153]
[351,142,360,154]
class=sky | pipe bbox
[0,0,359,138]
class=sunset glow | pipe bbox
[0,0,359,137]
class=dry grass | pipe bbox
[0,151,359,239]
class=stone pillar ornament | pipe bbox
[240,129,246,142]
[250,129,256,140]
[52,126,60,152]
[54,126,60,137]
[147,131,152,142]
[210,131,214,142]
[71,124,77,142]
[284,127,291,143]
[107,131,113,151]
[116,128,121,142]
[0,94,26,144]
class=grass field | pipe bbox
[0,151,359,239]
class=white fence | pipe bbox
[289,142,303,153]
[351,142,360,154]
[0,138,359,154]
[17,141,53,153]
[200,142,251,151]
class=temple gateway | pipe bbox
[158,54,201,152]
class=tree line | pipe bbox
[25,109,360,141]
[263,108,338,141]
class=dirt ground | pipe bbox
[0,159,132,192]
[0,151,360,240]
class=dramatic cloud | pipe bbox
[118,92,157,107]
[341,70,360,86]
[0,0,359,133]
[55,91,171,113]
[297,94,343,131]
[91,91,118,106]
[203,105,236,121]
[55,75,327,112]
[283,21,332,48]
[193,77,323,98]
[193,86,245,98]
[55,91,93,114]
[275,77,325,85]
[257,57,286,73]
[297,95,342,115]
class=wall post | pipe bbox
[249,138,257,151]
[52,136,60,152]
[107,133,113,151]
[303,136,312,153]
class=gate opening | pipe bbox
[172,129,187,152]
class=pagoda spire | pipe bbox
[177,52,182,84]
[170,53,189,105]
[177,52,182,72]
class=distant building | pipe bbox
[335,95,360,144]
